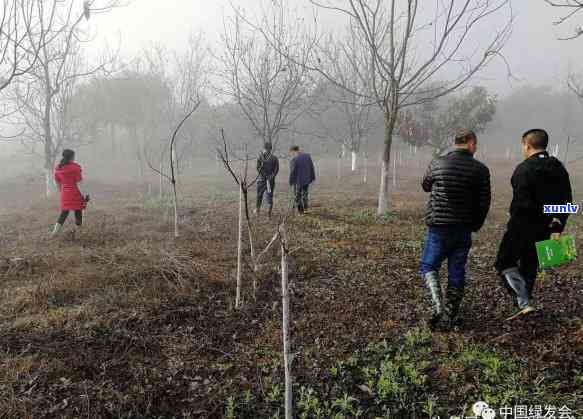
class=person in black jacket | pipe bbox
[420,130,491,328]
[289,145,316,214]
[256,142,279,217]
[495,129,572,321]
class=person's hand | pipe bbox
[549,217,562,234]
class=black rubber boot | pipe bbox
[446,286,465,328]
[423,271,444,329]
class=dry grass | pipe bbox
[0,157,582,417]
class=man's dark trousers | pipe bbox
[257,177,275,209]
[495,218,550,297]
[294,184,310,214]
[419,225,472,290]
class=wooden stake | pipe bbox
[235,183,243,309]
[280,222,293,419]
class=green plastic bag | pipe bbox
[536,234,577,269]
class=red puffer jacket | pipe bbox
[54,162,86,211]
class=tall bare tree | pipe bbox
[11,0,118,196]
[256,0,512,213]
[218,5,315,150]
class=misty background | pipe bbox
[1,0,582,199]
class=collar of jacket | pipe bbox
[445,148,473,157]
[527,150,549,161]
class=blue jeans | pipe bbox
[419,226,472,289]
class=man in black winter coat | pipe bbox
[420,130,491,328]
[495,129,573,321]
[289,145,316,214]
[256,142,279,217]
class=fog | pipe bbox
[1,0,583,200]
[92,0,582,95]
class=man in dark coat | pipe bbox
[289,145,316,214]
[495,129,572,321]
[256,142,279,217]
[420,130,491,329]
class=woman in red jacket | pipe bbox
[52,149,89,237]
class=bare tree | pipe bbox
[0,0,48,94]
[255,0,512,214]
[313,29,378,173]
[217,127,295,418]
[218,4,315,150]
[545,0,583,39]
[10,0,119,196]
[169,32,210,170]
[216,130,262,309]
[147,104,200,239]
[140,34,209,177]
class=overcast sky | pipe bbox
[90,0,583,97]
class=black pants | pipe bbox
[495,218,550,296]
[57,210,83,226]
[257,177,275,209]
[294,184,310,213]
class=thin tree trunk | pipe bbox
[392,151,397,189]
[172,183,179,238]
[377,117,393,215]
[337,152,342,180]
[43,88,56,198]
[244,189,257,294]
[45,167,55,197]
[235,183,244,309]
[377,159,389,214]
[172,145,179,177]
[363,151,368,184]
[351,150,357,171]
[280,222,292,419]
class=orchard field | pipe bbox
[0,156,582,418]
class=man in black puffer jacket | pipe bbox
[495,129,572,321]
[420,130,491,329]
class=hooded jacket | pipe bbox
[54,162,86,211]
[422,148,491,232]
[509,151,572,232]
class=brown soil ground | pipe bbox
[0,157,582,418]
